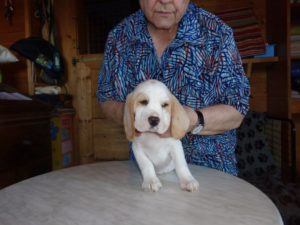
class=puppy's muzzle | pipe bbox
[148,116,160,127]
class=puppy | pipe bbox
[124,79,199,192]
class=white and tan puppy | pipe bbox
[124,79,199,192]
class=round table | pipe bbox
[0,161,283,225]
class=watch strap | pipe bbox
[195,110,204,126]
[191,110,204,135]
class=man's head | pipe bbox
[139,0,189,31]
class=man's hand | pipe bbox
[183,106,198,133]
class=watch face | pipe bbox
[191,124,203,135]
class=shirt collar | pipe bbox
[130,10,152,45]
[174,3,203,46]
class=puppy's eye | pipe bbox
[162,103,169,108]
[139,99,148,105]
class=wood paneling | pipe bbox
[1,60,29,93]
[249,69,268,112]
[93,119,128,160]
[0,0,25,47]
[74,56,128,162]
[0,0,37,94]
[291,98,300,113]
[0,0,27,92]
[266,0,290,119]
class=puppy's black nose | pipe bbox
[148,116,160,127]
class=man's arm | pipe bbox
[159,104,244,138]
[100,100,243,136]
[184,104,244,135]
[99,100,125,125]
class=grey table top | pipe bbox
[0,161,283,225]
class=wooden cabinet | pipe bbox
[0,92,53,188]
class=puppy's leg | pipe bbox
[133,144,162,192]
[171,142,199,192]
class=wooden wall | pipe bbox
[249,68,268,112]
[0,1,26,47]
[0,0,28,93]
[0,0,40,94]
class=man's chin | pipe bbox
[150,20,177,32]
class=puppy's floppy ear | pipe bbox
[123,92,136,141]
[170,95,190,139]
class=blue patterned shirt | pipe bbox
[97,3,250,176]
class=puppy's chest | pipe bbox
[136,134,174,159]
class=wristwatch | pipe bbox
[191,110,205,135]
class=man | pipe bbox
[97,0,250,176]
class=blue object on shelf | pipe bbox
[254,44,276,58]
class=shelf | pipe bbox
[292,97,300,114]
[242,57,279,64]
[292,56,300,61]
[242,57,279,77]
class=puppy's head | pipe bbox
[123,80,190,141]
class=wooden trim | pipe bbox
[242,57,279,64]
[242,57,279,77]
[291,98,300,114]
[292,56,300,60]
[24,0,34,95]
[23,0,32,37]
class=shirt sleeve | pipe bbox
[97,31,124,103]
[213,27,250,116]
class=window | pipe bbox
[77,0,140,54]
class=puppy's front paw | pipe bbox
[142,177,162,192]
[180,178,199,192]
